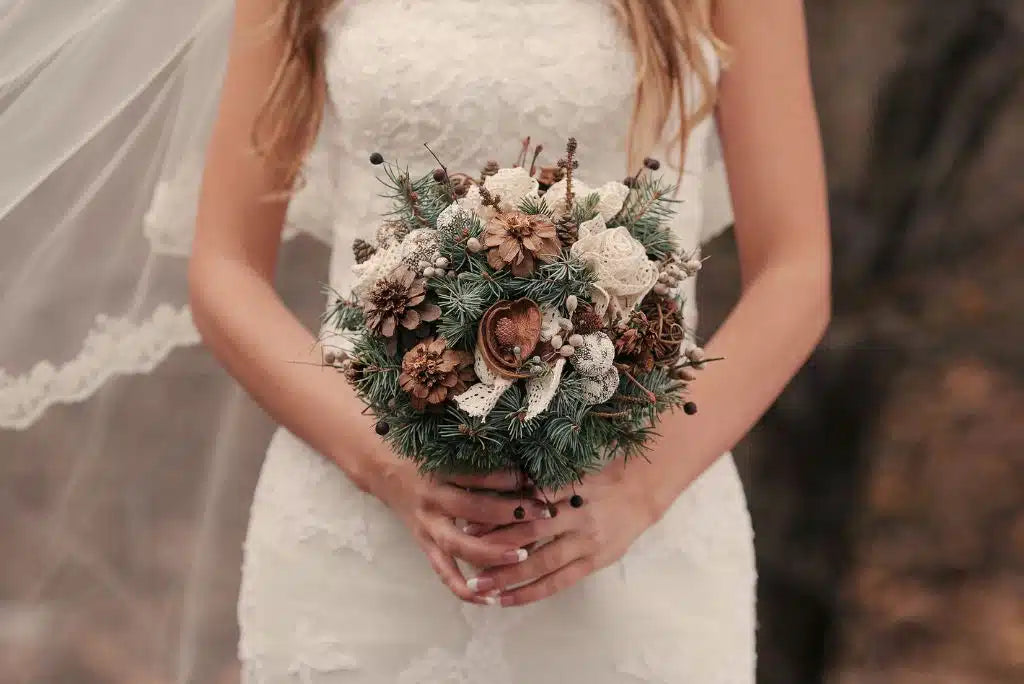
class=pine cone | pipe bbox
[480,160,500,184]
[352,238,377,264]
[613,311,659,374]
[555,217,578,247]
[482,211,561,277]
[494,318,518,350]
[342,358,365,384]
[375,220,409,249]
[399,337,475,410]
[572,303,604,335]
[363,265,441,338]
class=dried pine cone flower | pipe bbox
[478,298,542,379]
[483,210,561,277]
[363,265,441,338]
[399,337,475,410]
[614,311,659,374]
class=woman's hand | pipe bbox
[365,457,551,604]
[464,460,664,607]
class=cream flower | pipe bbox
[456,184,496,222]
[570,219,659,322]
[351,228,438,296]
[541,179,630,221]
[482,167,539,213]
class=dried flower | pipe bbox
[399,337,474,410]
[613,311,659,374]
[352,238,377,264]
[375,220,409,249]
[572,303,604,335]
[483,210,561,277]
[536,165,565,189]
[481,160,500,180]
[640,295,687,365]
[478,299,542,379]
[363,265,441,338]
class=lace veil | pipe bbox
[0,1,731,679]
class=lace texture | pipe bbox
[239,2,755,682]
[0,305,198,430]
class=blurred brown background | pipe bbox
[2,1,1022,682]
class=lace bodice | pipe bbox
[320,0,719,295]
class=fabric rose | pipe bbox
[570,216,659,322]
[541,179,630,222]
[456,169,629,225]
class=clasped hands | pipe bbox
[376,457,664,607]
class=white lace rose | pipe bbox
[570,217,659,321]
[455,168,629,224]
[482,167,539,213]
[542,179,629,221]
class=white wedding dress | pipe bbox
[238,2,756,682]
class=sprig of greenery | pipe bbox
[608,176,681,260]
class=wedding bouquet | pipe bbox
[322,138,714,499]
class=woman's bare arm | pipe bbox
[188,0,387,489]
[644,0,832,512]
[188,0,542,602]
[464,0,833,606]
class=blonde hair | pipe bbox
[254,0,723,184]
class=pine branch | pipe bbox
[503,255,595,308]
[570,192,601,224]
[321,287,364,331]
[608,176,681,260]
[517,194,554,218]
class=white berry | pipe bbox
[559,345,576,357]
[569,334,584,348]
[565,295,578,314]
[551,335,563,349]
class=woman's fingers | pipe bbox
[470,532,591,594]
[429,517,530,569]
[475,501,578,550]
[460,522,498,536]
[430,485,550,525]
[442,470,526,492]
[421,542,497,605]
[497,557,594,607]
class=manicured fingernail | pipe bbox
[462,523,483,535]
[503,548,528,563]
[467,576,495,593]
[483,595,500,606]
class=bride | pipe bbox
[186,0,830,681]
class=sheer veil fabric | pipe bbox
[0,1,733,680]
